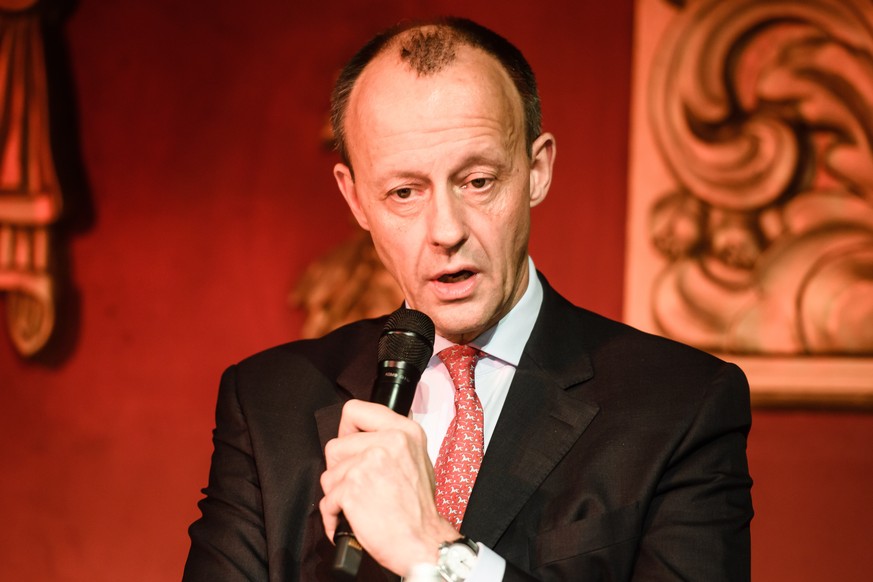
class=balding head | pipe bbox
[330,18,542,173]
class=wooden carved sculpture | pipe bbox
[0,1,62,356]
[291,228,403,339]
[648,0,873,354]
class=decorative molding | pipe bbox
[627,0,873,405]
[0,5,62,357]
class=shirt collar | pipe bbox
[431,257,542,367]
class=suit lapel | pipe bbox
[461,278,600,546]
[314,331,378,450]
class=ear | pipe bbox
[528,132,556,208]
[334,163,370,230]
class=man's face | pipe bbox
[335,44,555,343]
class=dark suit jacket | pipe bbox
[184,275,753,581]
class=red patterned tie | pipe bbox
[433,345,483,529]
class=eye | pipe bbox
[462,176,494,191]
[393,187,413,200]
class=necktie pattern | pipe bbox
[433,345,483,530]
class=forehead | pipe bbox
[344,44,525,165]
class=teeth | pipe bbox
[438,270,472,283]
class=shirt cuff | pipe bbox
[466,542,506,581]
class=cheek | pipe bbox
[483,198,530,253]
[371,223,419,273]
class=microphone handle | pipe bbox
[331,361,422,578]
[332,517,363,580]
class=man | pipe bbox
[184,17,753,581]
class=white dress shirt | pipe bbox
[409,257,543,580]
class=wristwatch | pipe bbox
[436,536,479,581]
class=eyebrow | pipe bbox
[370,150,514,189]
[451,154,512,178]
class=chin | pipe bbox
[433,313,489,343]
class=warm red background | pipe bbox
[1,1,871,580]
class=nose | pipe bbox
[426,185,468,251]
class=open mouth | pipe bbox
[437,270,475,283]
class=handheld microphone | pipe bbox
[332,307,435,579]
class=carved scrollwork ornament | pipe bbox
[0,4,62,356]
[290,228,404,339]
[647,0,873,355]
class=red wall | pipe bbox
[1,1,870,580]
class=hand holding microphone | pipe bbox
[327,308,435,578]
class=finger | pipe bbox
[323,432,363,469]
[337,399,418,437]
[321,432,435,521]
[319,493,340,541]
[319,446,396,540]
[323,431,417,496]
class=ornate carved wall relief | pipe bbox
[626,0,873,406]
[0,2,62,356]
[290,228,403,339]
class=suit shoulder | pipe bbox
[546,297,749,420]
[585,307,724,365]
[543,284,741,382]
[227,316,385,386]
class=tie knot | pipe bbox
[438,345,481,391]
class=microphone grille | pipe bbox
[378,308,435,373]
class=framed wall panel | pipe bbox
[625,0,873,407]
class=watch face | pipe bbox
[438,540,478,581]
[446,545,476,572]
